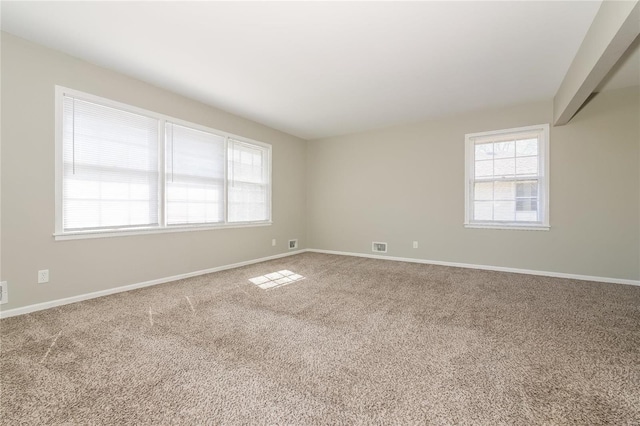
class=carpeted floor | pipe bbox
[1,252,639,425]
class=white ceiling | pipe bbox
[1,1,616,140]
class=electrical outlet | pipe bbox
[0,282,7,305]
[413,241,419,249]
[38,269,49,284]
[272,239,277,247]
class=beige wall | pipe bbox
[1,33,307,310]
[307,87,640,280]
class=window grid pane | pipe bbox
[474,138,540,180]
[472,179,540,223]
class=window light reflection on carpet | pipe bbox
[249,270,305,289]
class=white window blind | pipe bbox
[165,123,225,225]
[465,124,549,230]
[228,139,270,222]
[62,95,160,231]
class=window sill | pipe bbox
[464,223,550,231]
[54,221,273,241]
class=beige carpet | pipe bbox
[1,252,639,424]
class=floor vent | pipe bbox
[372,242,388,253]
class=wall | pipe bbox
[307,87,640,281]
[1,33,307,311]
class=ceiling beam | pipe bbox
[553,0,640,126]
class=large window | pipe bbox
[56,87,271,239]
[464,124,549,230]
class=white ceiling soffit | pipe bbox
[1,1,604,140]
[597,35,640,92]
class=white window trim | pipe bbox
[464,123,550,231]
[54,86,272,241]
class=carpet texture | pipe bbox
[1,252,639,425]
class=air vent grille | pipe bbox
[372,242,387,253]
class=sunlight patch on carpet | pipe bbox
[249,270,305,290]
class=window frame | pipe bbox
[54,86,272,241]
[464,124,550,231]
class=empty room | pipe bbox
[1,1,639,424]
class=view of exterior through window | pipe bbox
[464,124,549,230]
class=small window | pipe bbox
[56,86,272,239]
[464,124,549,230]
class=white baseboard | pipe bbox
[306,249,640,287]
[2,248,638,319]
[0,250,305,319]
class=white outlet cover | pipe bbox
[0,281,7,305]
[272,239,276,246]
[38,269,49,284]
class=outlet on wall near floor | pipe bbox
[38,269,49,284]
[272,239,276,247]
[413,241,419,249]
[288,239,298,250]
[0,282,7,305]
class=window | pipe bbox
[464,124,549,230]
[228,139,270,222]
[165,123,225,225]
[61,96,160,231]
[56,87,271,239]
